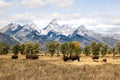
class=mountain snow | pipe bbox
[0,23,41,43]
[104,33,120,40]
[0,19,118,47]
[42,19,75,36]
[0,23,21,33]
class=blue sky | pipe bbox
[0,0,120,33]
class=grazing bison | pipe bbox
[102,59,107,62]
[11,55,18,59]
[92,56,99,59]
[92,56,99,62]
[63,55,80,62]
[70,55,80,61]
[63,56,69,61]
[32,55,39,59]
[26,54,32,59]
[26,54,39,60]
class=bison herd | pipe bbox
[63,55,80,62]
[12,55,18,59]
[11,54,39,60]
[92,56,107,62]
[11,54,107,62]
[26,54,39,59]
[63,55,107,62]
[92,56,99,59]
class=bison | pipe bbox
[63,55,80,62]
[32,55,39,60]
[11,55,18,59]
[92,56,99,62]
[92,56,99,59]
[70,55,80,61]
[26,54,39,60]
[63,56,69,61]
[102,59,107,62]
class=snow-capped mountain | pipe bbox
[0,23,41,43]
[42,19,75,36]
[0,19,118,47]
[104,33,120,40]
[0,23,23,35]
[0,32,19,45]
[72,25,103,39]
[112,34,120,40]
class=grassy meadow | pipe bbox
[0,53,120,80]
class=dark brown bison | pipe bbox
[63,56,69,61]
[26,54,39,60]
[92,56,99,62]
[63,55,80,62]
[70,55,80,61]
[102,59,107,62]
[92,56,99,59]
[26,54,32,59]
[11,55,18,59]
[32,55,39,59]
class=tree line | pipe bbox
[46,41,120,58]
[0,42,39,56]
[1,41,120,58]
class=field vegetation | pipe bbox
[0,54,120,80]
[0,41,120,80]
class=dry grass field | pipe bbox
[0,53,120,80]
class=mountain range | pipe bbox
[0,32,18,45]
[0,19,119,48]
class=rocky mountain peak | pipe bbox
[77,25,87,31]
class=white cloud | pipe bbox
[0,20,9,28]
[20,0,75,8]
[0,12,99,29]
[0,0,15,16]
[0,11,120,33]
[48,0,75,8]
[0,10,3,15]
[0,1,120,34]
[0,0,13,8]
[111,19,120,25]
[20,0,47,8]
[95,23,120,33]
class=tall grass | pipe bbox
[0,59,120,80]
